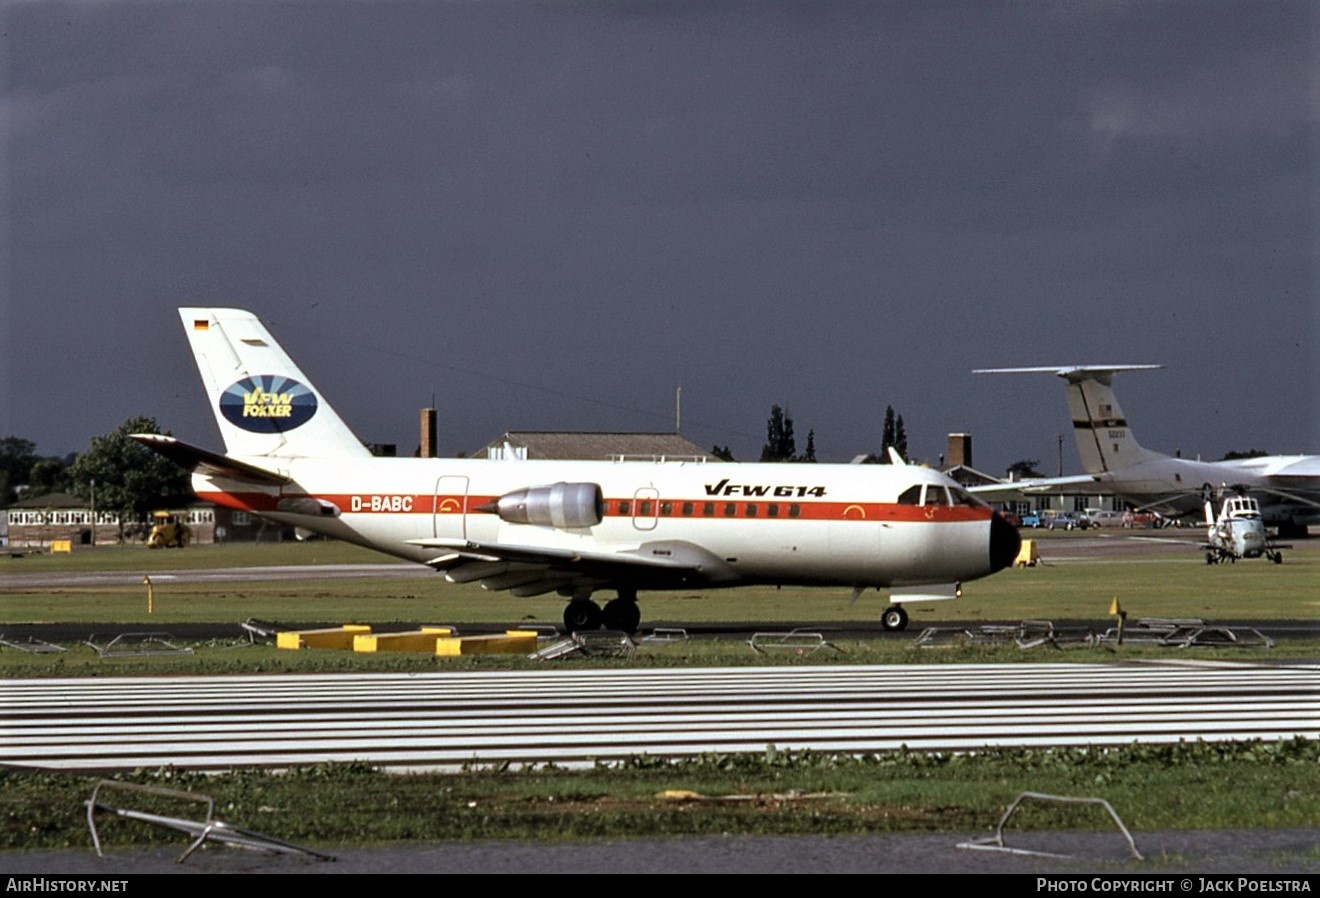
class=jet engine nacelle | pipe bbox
[489,482,604,529]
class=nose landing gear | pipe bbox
[881,604,909,631]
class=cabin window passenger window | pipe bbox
[639,501,653,515]
[704,502,716,516]
[746,503,757,517]
[660,502,672,516]
[723,503,737,517]
[788,504,800,518]
[618,501,630,515]
[681,502,694,516]
[767,504,779,517]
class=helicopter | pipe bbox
[1201,492,1288,565]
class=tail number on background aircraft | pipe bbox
[705,478,826,498]
[350,495,414,513]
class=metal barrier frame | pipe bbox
[958,791,1143,860]
[748,629,843,656]
[86,780,334,863]
[83,633,194,658]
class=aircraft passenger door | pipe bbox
[828,499,882,579]
[632,487,659,531]
[433,476,469,540]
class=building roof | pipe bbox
[474,431,718,462]
[7,491,88,510]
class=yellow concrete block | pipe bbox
[434,630,540,657]
[1014,539,1040,568]
[51,540,72,554]
[353,627,455,653]
[276,624,372,650]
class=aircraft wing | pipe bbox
[407,536,741,595]
[1268,457,1320,480]
[130,434,289,486]
[1255,481,1320,511]
[967,474,1104,498]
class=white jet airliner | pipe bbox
[135,308,1020,633]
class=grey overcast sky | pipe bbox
[2,1,1316,476]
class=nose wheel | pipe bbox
[881,605,909,631]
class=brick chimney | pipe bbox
[419,408,437,458]
[946,432,972,469]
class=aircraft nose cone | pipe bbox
[989,512,1021,573]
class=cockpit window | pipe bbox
[900,483,986,507]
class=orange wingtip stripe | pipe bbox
[193,319,210,330]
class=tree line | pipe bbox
[711,404,907,464]
[1,418,191,541]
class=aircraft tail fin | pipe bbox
[180,308,372,459]
[974,365,1167,475]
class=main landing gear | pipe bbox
[881,605,909,632]
[563,589,640,634]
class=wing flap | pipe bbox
[407,536,741,591]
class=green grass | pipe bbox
[1,535,1316,854]
[0,636,1301,677]
[4,741,1318,853]
[0,539,384,573]
[2,532,1318,628]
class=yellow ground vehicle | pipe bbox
[147,511,191,549]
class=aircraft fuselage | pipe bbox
[195,455,1019,592]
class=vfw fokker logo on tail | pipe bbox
[220,376,318,432]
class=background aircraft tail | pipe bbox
[180,308,372,459]
[974,365,1167,474]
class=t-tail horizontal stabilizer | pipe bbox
[130,433,288,486]
[973,365,1165,383]
[974,364,1167,474]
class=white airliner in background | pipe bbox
[134,308,1020,633]
[973,366,1320,537]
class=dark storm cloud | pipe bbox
[2,1,1314,474]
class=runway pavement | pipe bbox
[5,661,1318,772]
[6,828,1320,874]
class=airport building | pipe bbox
[1,492,275,549]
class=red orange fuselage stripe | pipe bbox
[194,491,994,523]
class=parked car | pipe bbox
[1018,511,1042,528]
[1084,509,1124,528]
[1044,511,1088,531]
